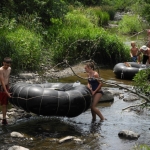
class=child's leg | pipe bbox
[2,105,7,119]
[91,108,96,121]
[137,55,141,64]
[91,93,105,120]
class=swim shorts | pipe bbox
[0,85,9,105]
[131,56,137,62]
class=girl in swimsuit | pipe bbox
[85,62,105,122]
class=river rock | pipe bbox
[100,90,114,103]
[10,131,24,138]
[123,94,139,101]
[18,73,36,79]
[118,130,140,139]
[8,145,29,150]
[114,12,125,21]
[119,94,124,99]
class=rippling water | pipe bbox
[0,69,150,150]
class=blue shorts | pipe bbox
[131,56,137,62]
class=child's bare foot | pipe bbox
[92,118,96,123]
[100,118,107,122]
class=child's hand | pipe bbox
[92,91,96,95]
[6,91,11,98]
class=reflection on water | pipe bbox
[1,93,150,150]
[59,68,133,86]
[0,68,150,150]
[106,27,147,48]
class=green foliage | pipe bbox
[118,14,143,34]
[133,144,150,150]
[0,0,68,26]
[101,6,116,20]
[49,22,129,65]
[0,0,140,72]
[0,15,17,30]
[142,3,150,23]
[96,11,110,26]
[0,36,16,63]
[46,7,129,65]
[64,7,110,27]
[65,0,102,6]
[133,68,150,98]
[0,26,42,71]
[102,0,138,11]
[64,11,95,28]
[17,13,44,34]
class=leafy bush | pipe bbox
[84,7,110,26]
[133,68,150,97]
[97,11,110,26]
[64,11,94,28]
[0,0,68,26]
[142,3,150,23]
[49,24,129,65]
[46,7,129,66]
[0,26,42,71]
[118,14,143,34]
[17,13,44,34]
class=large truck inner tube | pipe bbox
[113,62,146,80]
[9,82,92,118]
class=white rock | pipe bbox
[8,145,29,150]
[10,132,24,138]
[118,130,140,139]
[18,73,35,79]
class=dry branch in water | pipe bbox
[64,60,150,110]
[49,59,150,110]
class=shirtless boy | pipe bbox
[130,41,140,63]
[0,57,12,125]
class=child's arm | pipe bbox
[0,70,11,97]
[130,49,133,57]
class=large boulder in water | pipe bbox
[99,90,114,103]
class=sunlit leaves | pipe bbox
[133,68,150,97]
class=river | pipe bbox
[0,27,149,150]
[0,68,150,150]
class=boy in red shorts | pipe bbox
[0,57,12,125]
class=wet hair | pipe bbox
[3,57,12,63]
[86,62,95,70]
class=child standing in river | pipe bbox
[130,41,141,63]
[0,57,12,125]
[84,62,105,122]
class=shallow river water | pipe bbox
[0,68,150,150]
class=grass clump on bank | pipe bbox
[118,14,145,34]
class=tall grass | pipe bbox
[118,14,144,34]
[47,7,130,65]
